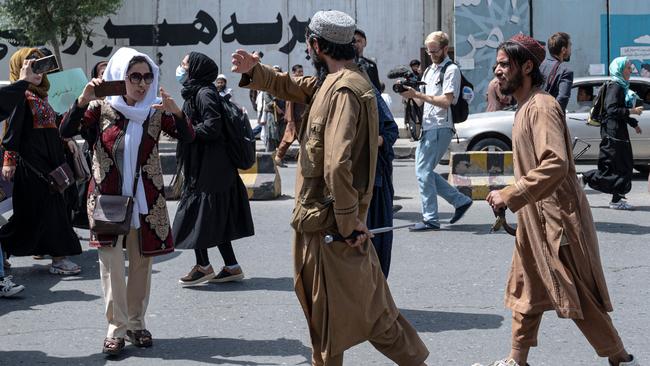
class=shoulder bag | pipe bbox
[20,157,74,194]
[90,117,149,236]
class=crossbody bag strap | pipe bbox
[17,155,49,184]
[436,60,453,86]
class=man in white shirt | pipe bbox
[400,31,473,231]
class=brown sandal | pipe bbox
[126,329,153,348]
[102,337,125,356]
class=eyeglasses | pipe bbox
[127,72,154,85]
[426,47,444,55]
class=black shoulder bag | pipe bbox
[20,157,74,194]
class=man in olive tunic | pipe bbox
[479,34,639,366]
[232,10,428,366]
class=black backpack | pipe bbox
[220,96,256,170]
[438,61,473,124]
[587,81,610,127]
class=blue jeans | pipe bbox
[415,127,471,224]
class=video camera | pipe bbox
[387,66,426,141]
[387,66,425,93]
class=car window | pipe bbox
[567,83,599,113]
[630,82,650,108]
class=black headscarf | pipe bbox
[90,61,108,79]
[180,52,219,101]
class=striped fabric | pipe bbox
[447,151,515,200]
[239,152,282,200]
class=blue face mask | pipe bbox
[175,65,187,84]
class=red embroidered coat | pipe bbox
[61,100,195,256]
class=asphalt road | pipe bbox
[1,161,648,365]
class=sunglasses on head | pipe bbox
[127,72,154,85]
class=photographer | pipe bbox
[399,31,473,231]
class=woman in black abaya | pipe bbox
[172,52,254,286]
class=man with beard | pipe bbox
[477,34,639,366]
[353,28,381,90]
[400,31,473,231]
[540,32,573,111]
[215,73,234,101]
[232,10,429,366]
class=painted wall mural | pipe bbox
[0,0,426,115]
[454,0,531,113]
[0,10,308,63]
[602,14,650,78]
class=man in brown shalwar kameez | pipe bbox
[231,10,429,366]
[478,34,640,366]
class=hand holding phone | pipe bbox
[78,78,107,107]
[31,55,59,74]
[19,59,40,84]
[94,80,127,98]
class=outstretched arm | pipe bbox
[232,49,318,104]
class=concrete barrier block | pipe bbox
[447,151,515,200]
[239,152,282,200]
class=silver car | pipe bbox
[446,76,650,171]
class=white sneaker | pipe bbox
[609,200,634,210]
[0,275,25,297]
[472,359,521,366]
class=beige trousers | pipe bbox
[310,313,429,366]
[98,229,153,338]
[511,245,625,357]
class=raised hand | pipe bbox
[78,78,104,107]
[19,60,40,85]
[231,49,260,74]
[152,87,183,118]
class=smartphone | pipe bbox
[31,55,59,74]
[94,80,127,98]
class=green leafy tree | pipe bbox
[0,0,122,69]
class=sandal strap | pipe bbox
[104,337,124,347]
[128,329,152,342]
[131,329,151,337]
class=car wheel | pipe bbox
[470,137,511,152]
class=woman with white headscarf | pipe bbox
[61,47,195,355]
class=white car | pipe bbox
[446,76,650,172]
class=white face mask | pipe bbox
[175,65,187,84]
